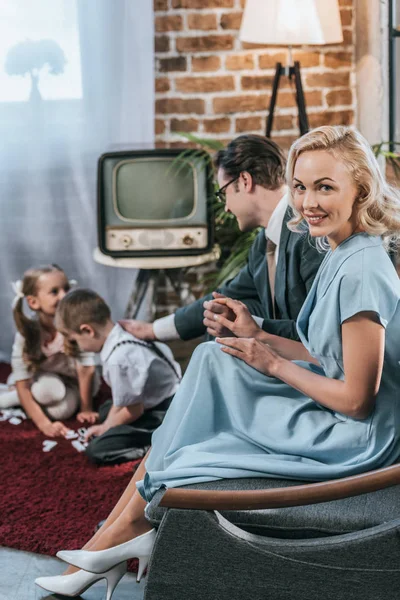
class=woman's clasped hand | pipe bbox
[216,335,280,376]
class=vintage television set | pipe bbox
[97,148,215,258]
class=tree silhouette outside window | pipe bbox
[5,39,67,102]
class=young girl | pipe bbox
[2,264,99,438]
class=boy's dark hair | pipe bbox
[56,289,111,333]
[214,134,286,190]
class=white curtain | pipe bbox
[0,0,154,361]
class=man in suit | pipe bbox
[121,134,324,343]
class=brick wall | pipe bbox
[154,0,355,149]
[153,0,356,356]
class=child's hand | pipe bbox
[77,410,99,425]
[39,420,69,438]
[84,423,106,442]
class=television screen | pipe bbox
[115,158,195,222]
[98,148,214,258]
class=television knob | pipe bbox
[182,234,194,246]
[122,234,133,248]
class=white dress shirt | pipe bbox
[153,193,289,340]
[101,323,181,409]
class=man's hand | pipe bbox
[39,420,69,438]
[211,297,264,339]
[84,423,107,442]
[216,337,281,377]
[77,410,99,425]
[203,292,237,337]
[118,320,156,341]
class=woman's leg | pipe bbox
[64,449,151,573]
[82,489,151,552]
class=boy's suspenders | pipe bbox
[108,339,182,382]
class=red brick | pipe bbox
[241,75,274,90]
[235,116,262,132]
[158,56,187,72]
[204,117,231,133]
[176,35,234,52]
[272,115,295,130]
[342,28,353,45]
[340,8,352,26]
[155,78,170,92]
[172,0,233,6]
[192,55,221,72]
[168,140,199,148]
[213,94,270,114]
[220,12,242,30]
[155,36,170,53]
[293,51,320,68]
[325,89,353,107]
[277,90,322,108]
[308,110,353,128]
[259,52,287,69]
[272,134,298,150]
[226,54,254,70]
[324,51,352,69]
[305,72,350,88]
[170,118,199,133]
[155,119,166,135]
[154,0,168,9]
[156,98,205,114]
[176,75,235,93]
[155,15,183,32]
[188,13,217,30]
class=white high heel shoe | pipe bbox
[35,561,126,599]
[57,528,156,581]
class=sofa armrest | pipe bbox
[159,463,400,510]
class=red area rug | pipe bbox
[0,363,141,568]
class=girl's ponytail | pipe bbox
[12,265,64,372]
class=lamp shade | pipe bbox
[240,0,343,46]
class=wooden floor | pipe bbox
[0,547,145,600]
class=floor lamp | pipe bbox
[239,0,343,138]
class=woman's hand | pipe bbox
[77,410,99,424]
[216,336,281,377]
[212,298,264,339]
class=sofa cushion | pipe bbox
[146,477,400,538]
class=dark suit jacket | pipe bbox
[174,207,325,341]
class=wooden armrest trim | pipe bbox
[159,463,400,510]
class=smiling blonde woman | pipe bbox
[36,126,400,599]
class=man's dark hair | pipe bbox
[214,134,286,190]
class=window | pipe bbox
[389,0,400,143]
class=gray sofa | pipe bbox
[143,466,400,600]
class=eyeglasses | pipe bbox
[215,177,239,202]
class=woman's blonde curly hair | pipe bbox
[286,126,400,252]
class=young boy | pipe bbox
[56,288,181,464]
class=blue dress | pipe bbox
[137,234,400,501]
